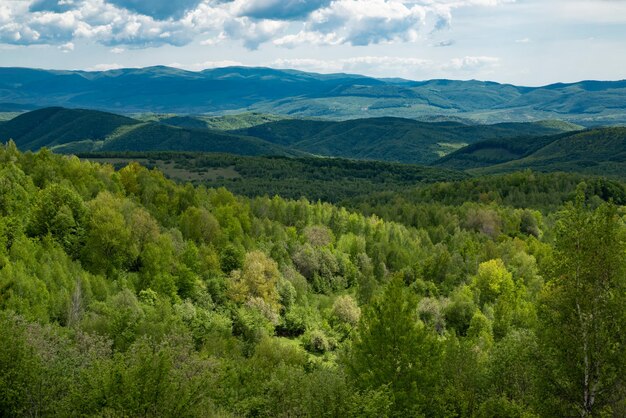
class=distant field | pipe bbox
[87,157,241,182]
[0,112,20,122]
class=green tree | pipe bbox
[27,184,88,258]
[346,275,441,416]
[537,193,626,417]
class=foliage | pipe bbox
[0,143,624,416]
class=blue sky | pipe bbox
[0,0,625,85]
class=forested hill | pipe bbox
[0,142,625,417]
[1,107,580,164]
[0,107,298,157]
[1,66,626,124]
[434,127,626,178]
[232,118,579,164]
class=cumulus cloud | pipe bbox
[307,0,427,46]
[106,0,203,20]
[171,59,245,71]
[269,55,500,78]
[272,56,433,77]
[0,0,195,47]
[0,0,515,49]
[442,55,500,71]
[236,0,332,20]
[58,41,74,52]
[87,62,124,70]
[222,17,288,50]
[29,0,76,13]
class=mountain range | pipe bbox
[1,66,626,125]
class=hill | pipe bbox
[471,127,626,177]
[0,107,139,150]
[1,107,580,164]
[0,107,298,156]
[432,130,581,170]
[143,113,293,130]
[234,117,581,164]
[1,66,626,124]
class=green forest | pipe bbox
[1,141,625,417]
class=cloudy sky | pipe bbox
[1,0,625,85]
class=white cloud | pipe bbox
[110,46,125,53]
[222,17,288,50]
[272,56,432,78]
[270,55,502,78]
[87,62,124,71]
[442,55,500,71]
[235,0,332,20]
[515,37,530,43]
[307,0,427,46]
[274,31,342,48]
[58,41,74,52]
[170,60,245,71]
[0,0,516,49]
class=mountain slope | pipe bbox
[235,117,581,164]
[0,107,581,164]
[469,127,626,178]
[0,107,139,150]
[0,107,297,156]
[1,66,626,124]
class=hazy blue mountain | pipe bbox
[1,66,625,124]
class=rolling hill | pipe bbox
[435,127,626,178]
[1,66,626,124]
[0,107,296,156]
[0,107,580,164]
[234,118,581,164]
[472,127,626,177]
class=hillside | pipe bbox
[2,107,580,164]
[471,127,626,177]
[0,107,297,157]
[1,143,625,417]
[80,151,468,202]
[235,117,581,164]
[1,66,626,124]
[0,107,139,150]
[432,130,582,170]
[144,113,293,131]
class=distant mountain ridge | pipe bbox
[1,66,625,125]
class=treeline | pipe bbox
[1,142,625,416]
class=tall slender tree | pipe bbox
[537,191,626,417]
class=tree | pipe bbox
[346,275,441,416]
[27,184,88,258]
[179,206,221,245]
[229,251,281,314]
[537,193,626,417]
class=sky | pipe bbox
[0,0,625,86]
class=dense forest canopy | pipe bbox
[0,141,625,417]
